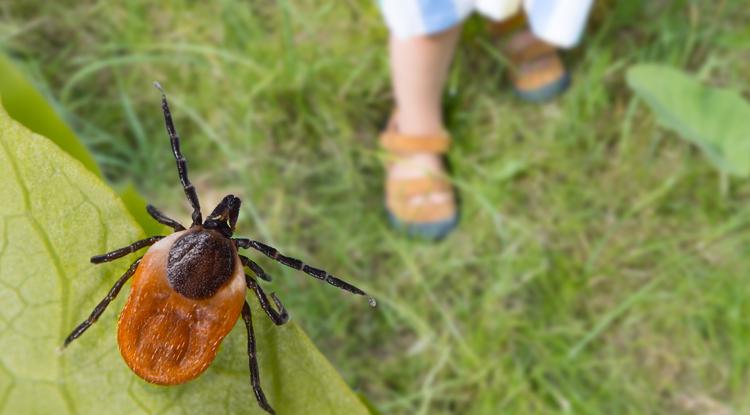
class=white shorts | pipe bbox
[377,0,594,48]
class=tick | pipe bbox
[61,83,375,414]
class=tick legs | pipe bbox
[146,204,185,231]
[154,82,203,226]
[90,236,163,264]
[246,275,289,325]
[240,255,272,282]
[241,301,276,415]
[62,258,141,348]
[234,238,375,306]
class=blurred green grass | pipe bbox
[2,0,750,414]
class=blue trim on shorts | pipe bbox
[418,0,461,35]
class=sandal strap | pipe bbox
[380,131,451,155]
[512,53,565,90]
[386,176,452,199]
[386,175,456,222]
[506,33,556,65]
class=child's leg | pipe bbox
[382,26,462,239]
[390,25,462,136]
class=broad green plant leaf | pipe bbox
[0,54,163,236]
[0,103,371,414]
[626,64,750,176]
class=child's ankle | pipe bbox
[396,117,445,137]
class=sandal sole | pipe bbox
[513,71,571,103]
[386,210,459,241]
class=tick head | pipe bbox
[203,194,241,237]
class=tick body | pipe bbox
[62,83,374,415]
[118,229,246,385]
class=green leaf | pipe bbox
[0,103,371,414]
[0,54,164,236]
[626,63,750,176]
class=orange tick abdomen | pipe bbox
[116,231,246,385]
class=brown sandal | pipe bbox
[490,14,570,102]
[505,30,570,101]
[379,119,458,239]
